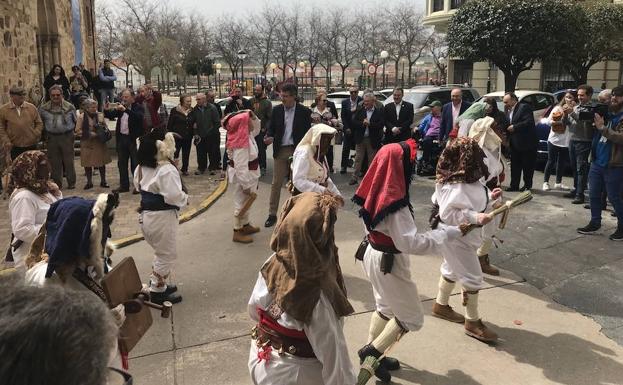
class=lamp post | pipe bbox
[237,49,247,87]
[400,57,407,87]
[215,63,222,98]
[380,50,389,89]
[128,64,134,88]
[298,61,306,86]
[175,62,182,96]
[361,59,367,88]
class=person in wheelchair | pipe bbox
[417,101,443,175]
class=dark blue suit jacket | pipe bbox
[439,101,472,140]
[341,96,363,131]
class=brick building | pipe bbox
[0,0,96,104]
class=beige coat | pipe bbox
[75,111,111,167]
[0,101,43,148]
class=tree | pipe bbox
[428,32,448,81]
[560,2,623,85]
[447,0,577,91]
[212,18,248,80]
[249,4,281,77]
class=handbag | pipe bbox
[95,122,113,143]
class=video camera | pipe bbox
[578,103,609,122]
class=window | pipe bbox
[432,0,444,12]
[451,0,467,9]
[462,90,475,102]
[425,91,451,106]
[541,60,575,93]
[521,94,553,112]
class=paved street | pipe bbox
[108,145,623,385]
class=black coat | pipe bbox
[352,107,385,149]
[267,103,312,156]
[507,102,537,151]
[224,98,253,115]
[341,96,363,131]
[383,101,414,143]
[104,102,145,140]
[166,107,193,139]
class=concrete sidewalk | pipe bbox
[121,175,623,385]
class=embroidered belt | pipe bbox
[252,308,316,360]
[228,158,259,170]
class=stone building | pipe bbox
[423,0,623,94]
[0,0,96,104]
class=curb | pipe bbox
[111,179,228,249]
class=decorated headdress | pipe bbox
[9,151,61,198]
[436,136,489,185]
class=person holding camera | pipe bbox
[577,85,623,241]
[564,84,596,204]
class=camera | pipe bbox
[578,103,609,121]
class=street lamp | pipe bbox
[175,62,182,96]
[361,59,368,88]
[298,61,306,86]
[380,50,389,89]
[269,62,277,82]
[215,62,222,98]
[127,64,134,88]
[237,49,247,86]
[400,57,407,87]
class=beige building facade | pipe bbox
[423,0,623,94]
[0,0,96,104]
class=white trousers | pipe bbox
[361,246,424,331]
[140,210,178,291]
[439,232,484,291]
[233,183,252,230]
[248,343,323,385]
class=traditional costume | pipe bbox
[248,192,356,385]
[134,128,188,304]
[224,110,261,244]
[455,102,487,138]
[352,139,462,382]
[431,137,500,342]
[469,117,505,275]
[24,193,125,366]
[291,123,340,196]
[6,151,62,272]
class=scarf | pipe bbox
[261,192,354,323]
[81,111,98,140]
[436,136,489,184]
[352,139,417,230]
[468,116,502,154]
[9,151,60,197]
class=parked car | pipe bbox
[479,90,556,164]
[382,85,481,126]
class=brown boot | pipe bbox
[432,302,465,323]
[465,319,498,343]
[233,229,253,243]
[479,254,500,276]
[241,223,260,235]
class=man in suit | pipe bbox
[349,92,384,185]
[383,87,414,144]
[263,83,312,227]
[340,87,362,174]
[503,92,537,191]
[439,88,472,141]
[104,88,144,193]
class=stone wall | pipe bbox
[0,0,96,105]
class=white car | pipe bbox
[477,90,555,122]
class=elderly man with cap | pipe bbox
[418,100,443,174]
[0,86,44,160]
[353,138,464,383]
[248,192,356,385]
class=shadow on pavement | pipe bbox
[495,326,623,385]
[391,365,482,385]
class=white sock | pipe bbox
[477,238,493,257]
[367,312,389,343]
[371,318,406,353]
[463,291,480,321]
[435,275,455,306]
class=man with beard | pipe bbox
[250,84,273,175]
[577,85,623,241]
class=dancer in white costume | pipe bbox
[248,192,356,385]
[224,110,262,243]
[352,138,463,382]
[431,136,503,343]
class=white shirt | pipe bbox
[364,107,374,137]
[119,112,130,135]
[547,106,570,148]
[452,102,461,124]
[291,145,340,196]
[9,189,60,270]
[248,266,357,385]
[133,163,188,209]
[395,102,402,117]
[227,136,260,190]
[282,105,296,146]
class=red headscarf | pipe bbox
[223,110,252,149]
[353,139,417,229]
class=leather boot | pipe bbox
[479,254,500,276]
[358,344,391,382]
[150,290,182,305]
[233,229,253,243]
[465,319,498,343]
[432,302,465,323]
[241,223,260,235]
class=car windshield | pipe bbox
[402,92,428,108]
